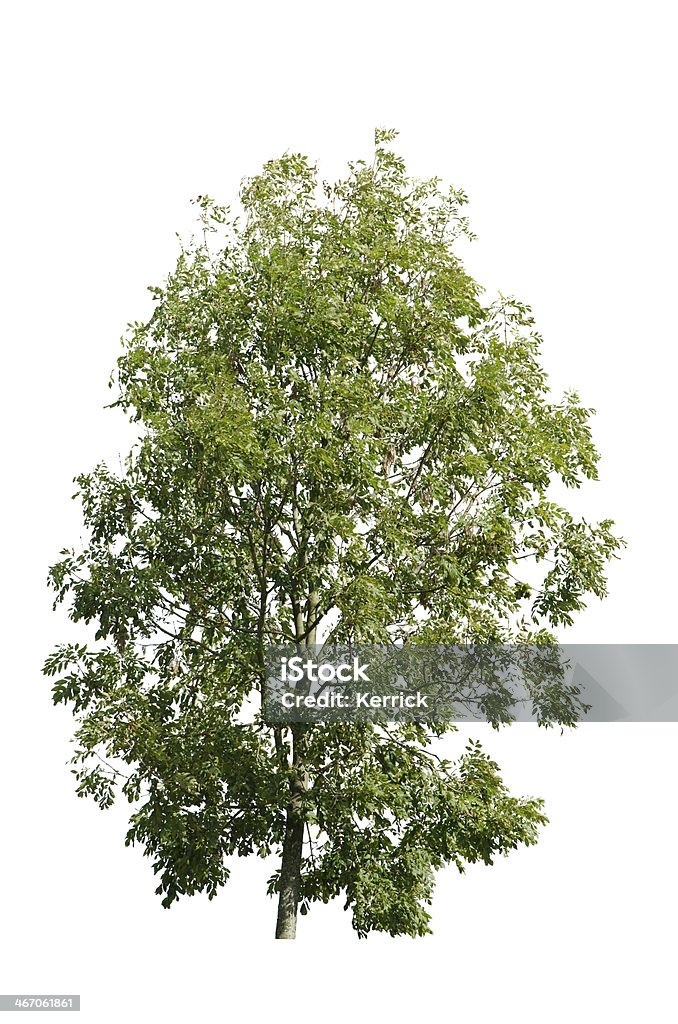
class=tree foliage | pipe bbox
[44,130,621,936]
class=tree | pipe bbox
[44,129,621,939]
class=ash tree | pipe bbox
[44,130,621,939]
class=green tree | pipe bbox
[44,130,621,939]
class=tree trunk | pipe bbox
[275,588,315,939]
[275,776,305,939]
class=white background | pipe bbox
[1,2,677,1021]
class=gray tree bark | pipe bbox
[275,770,305,939]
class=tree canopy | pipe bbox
[44,129,621,938]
